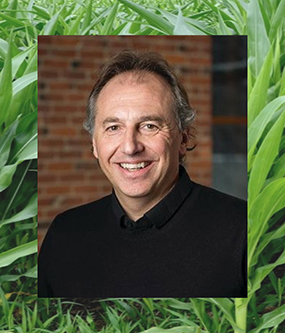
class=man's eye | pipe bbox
[143,124,158,131]
[107,125,119,132]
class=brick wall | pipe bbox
[38,36,213,244]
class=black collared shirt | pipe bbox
[38,166,247,298]
[112,166,192,232]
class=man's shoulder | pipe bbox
[191,181,247,218]
[52,194,112,230]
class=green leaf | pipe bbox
[66,10,85,35]
[81,8,111,35]
[11,45,35,79]
[0,239,37,268]
[101,1,119,35]
[247,0,270,78]
[33,4,51,20]
[217,11,232,34]
[200,298,243,333]
[143,298,153,312]
[173,8,205,35]
[201,0,233,23]
[251,247,285,295]
[248,178,285,270]
[272,153,285,178]
[0,119,18,170]
[0,12,35,37]
[7,0,18,18]
[269,0,285,41]
[14,134,37,163]
[190,299,212,333]
[12,71,37,96]
[158,8,209,34]
[142,327,204,333]
[253,223,285,267]
[248,47,273,127]
[249,282,285,325]
[0,265,37,284]
[248,109,285,208]
[0,193,37,228]
[40,11,60,35]
[0,33,12,129]
[0,164,17,193]
[9,111,37,164]
[118,0,174,34]
[248,96,285,170]
[81,0,93,33]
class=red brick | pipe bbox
[48,162,73,171]
[50,127,77,136]
[46,186,71,195]
[59,174,85,182]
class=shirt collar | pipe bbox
[111,165,193,230]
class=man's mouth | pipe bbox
[119,162,151,172]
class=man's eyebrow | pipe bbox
[102,116,165,126]
[102,117,121,126]
[138,116,165,124]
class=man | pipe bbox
[38,50,247,298]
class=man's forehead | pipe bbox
[95,71,174,124]
[105,71,169,88]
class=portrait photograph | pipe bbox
[38,35,247,298]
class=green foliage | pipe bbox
[0,0,285,332]
[0,0,246,36]
[0,10,37,331]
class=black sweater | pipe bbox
[38,168,247,298]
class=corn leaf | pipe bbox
[80,0,93,33]
[0,164,17,193]
[0,265,37,284]
[250,255,285,299]
[248,178,285,269]
[40,11,60,35]
[0,240,37,268]
[248,109,285,208]
[101,1,119,35]
[248,47,273,126]
[0,119,18,170]
[12,71,37,96]
[0,33,12,129]
[248,96,285,171]
[142,327,205,333]
[118,0,174,35]
[269,0,285,42]
[0,193,37,228]
[247,0,270,78]
[8,111,37,164]
[174,8,205,35]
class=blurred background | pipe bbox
[38,36,247,245]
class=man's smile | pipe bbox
[119,161,151,171]
[116,161,154,174]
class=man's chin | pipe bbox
[117,187,152,199]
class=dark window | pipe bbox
[212,36,247,199]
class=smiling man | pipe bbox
[38,50,247,298]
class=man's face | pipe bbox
[92,72,187,204]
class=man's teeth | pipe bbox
[120,162,150,170]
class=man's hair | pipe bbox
[83,50,196,149]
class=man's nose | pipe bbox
[120,128,144,156]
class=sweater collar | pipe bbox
[111,165,193,231]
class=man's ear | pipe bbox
[179,131,188,158]
[92,137,99,159]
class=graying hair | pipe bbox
[83,50,196,149]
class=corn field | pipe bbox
[0,0,285,332]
